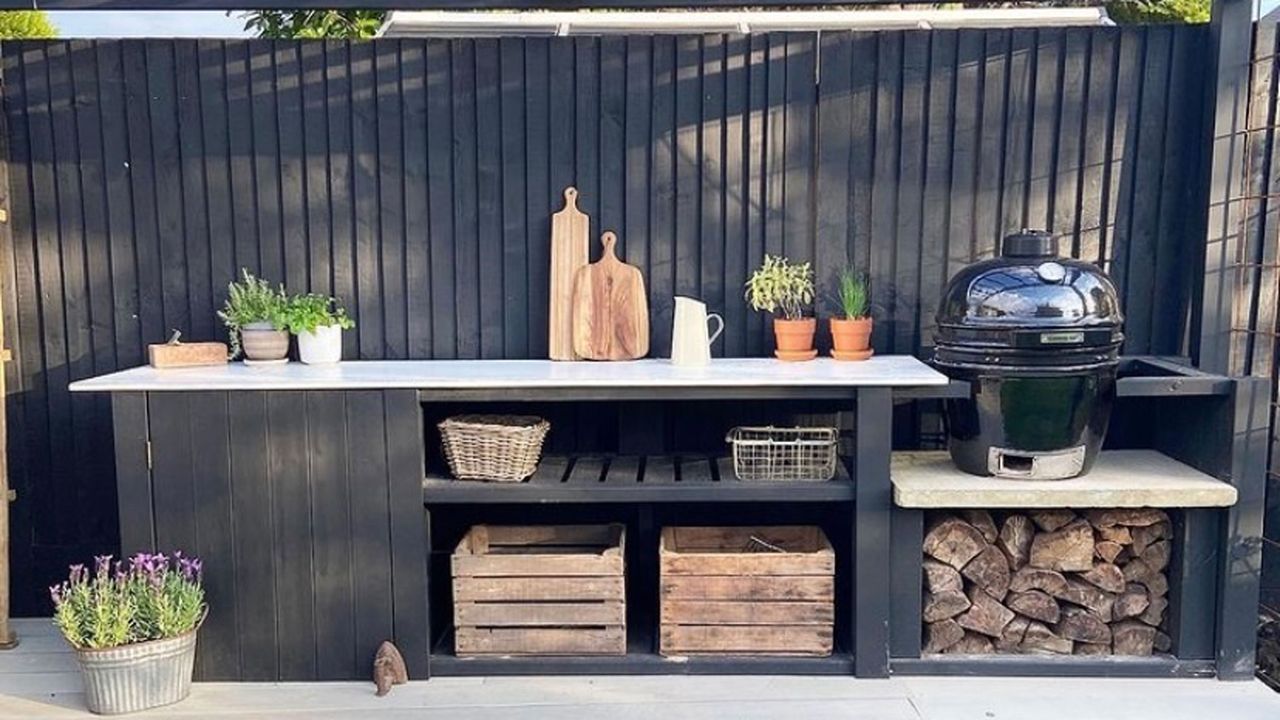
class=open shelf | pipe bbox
[424,454,856,504]
[429,633,856,676]
[890,450,1237,509]
[891,654,1214,678]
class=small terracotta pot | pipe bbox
[830,317,874,361]
[773,317,817,361]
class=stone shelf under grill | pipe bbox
[891,450,1237,509]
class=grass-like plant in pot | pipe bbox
[745,254,817,361]
[217,269,289,362]
[830,268,873,361]
[50,552,206,715]
[285,293,355,365]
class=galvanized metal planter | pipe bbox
[73,626,199,715]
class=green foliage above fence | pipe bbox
[0,10,55,38]
[1107,0,1210,24]
[241,9,386,38]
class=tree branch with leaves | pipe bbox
[240,10,386,39]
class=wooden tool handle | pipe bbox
[563,186,579,210]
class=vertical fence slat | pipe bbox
[869,31,900,352]
[404,41,431,357]
[249,41,284,285]
[700,34,726,342]
[649,35,676,358]
[301,41,333,300]
[1054,28,1088,252]
[278,42,309,299]
[351,41,382,358]
[474,39,503,359]
[815,31,852,323]
[450,39,479,360]
[499,38,528,358]
[1078,30,1115,266]
[376,41,407,359]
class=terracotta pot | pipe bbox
[773,317,817,361]
[240,322,289,362]
[830,317,874,361]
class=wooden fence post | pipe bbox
[0,62,15,650]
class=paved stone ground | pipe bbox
[2,619,1278,719]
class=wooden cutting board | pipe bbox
[571,232,650,361]
[549,187,589,361]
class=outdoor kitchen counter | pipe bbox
[68,356,950,393]
[69,355,946,683]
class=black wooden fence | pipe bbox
[0,28,1208,614]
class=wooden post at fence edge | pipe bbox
[0,67,15,650]
[0,297,12,650]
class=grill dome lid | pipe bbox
[935,230,1123,356]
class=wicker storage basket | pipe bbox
[725,426,839,482]
[439,414,550,482]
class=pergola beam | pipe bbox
[2,0,940,8]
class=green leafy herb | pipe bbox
[217,269,289,357]
[837,268,870,320]
[284,293,355,335]
[744,255,815,321]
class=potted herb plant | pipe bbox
[745,254,817,361]
[50,552,205,715]
[830,268,873,361]
[285,293,354,365]
[217,269,289,363]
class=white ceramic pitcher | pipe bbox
[671,296,724,367]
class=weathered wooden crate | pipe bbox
[451,524,626,656]
[659,526,835,657]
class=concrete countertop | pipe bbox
[69,356,950,393]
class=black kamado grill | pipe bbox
[933,230,1124,480]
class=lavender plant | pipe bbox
[50,552,205,650]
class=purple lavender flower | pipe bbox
[49,584,63,605]
[176,555,203,583]
[69,564,86,585]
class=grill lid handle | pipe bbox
[1002,229,1058,258]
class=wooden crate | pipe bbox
[451,524,626,656]
[659,526,835,657]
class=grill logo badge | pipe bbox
[1039,331,1085,345]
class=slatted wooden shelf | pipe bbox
[423,455,856,504]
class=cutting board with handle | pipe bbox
[549,187,590,360]
[572,231,650,360]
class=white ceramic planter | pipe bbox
[296,324,343,364]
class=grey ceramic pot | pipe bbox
[240,321,289,361]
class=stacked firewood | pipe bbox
[921,508,1171,656]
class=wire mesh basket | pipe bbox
[725,426,839,482]
[439,414,550,482]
